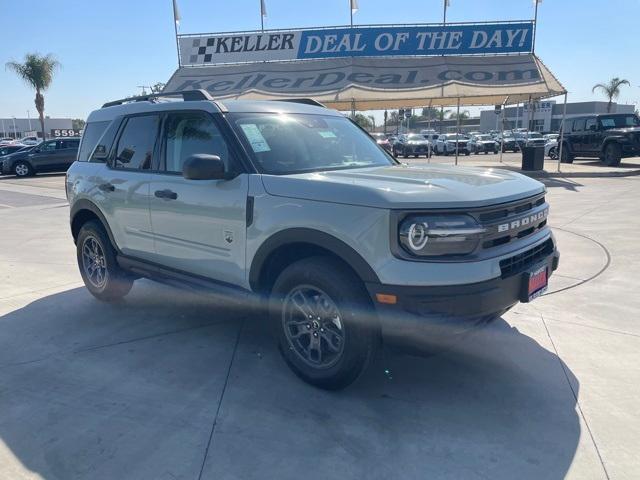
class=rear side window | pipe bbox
[113,115,160,170]
[59,139,79,149]
[585,118,597,131]
[77,121,109,162]
[573,118,585,132]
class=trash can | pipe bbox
[521,146,545,171]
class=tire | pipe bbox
[77,220,133,301]
[270,257,377,390]
[465,151,470,156]
[602,143,622,167]
[560,146,574,164]
[13,160,34,177]
[548,147,558,160]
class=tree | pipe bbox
[72,119,86,131]
[436,109,451,121]
[352,113,373,130]
[150,82,166,94]
[6,53,60,141]
[448,109,470,121]
[592,77,630,113]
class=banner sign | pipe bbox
[179,22,533,66]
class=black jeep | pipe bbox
[559,113,640,166]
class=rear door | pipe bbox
[148,110,249,286]
[55,138,80,170]
[96,114,159,259]
[571,118,586,154]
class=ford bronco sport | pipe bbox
[67,90,559,390]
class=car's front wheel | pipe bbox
[13,160,34,177]
[270,257,377,390]
[603,143,622,166]
[77,220,133,301]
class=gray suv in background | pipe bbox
[1,137,80,176]
[67,90,559,390]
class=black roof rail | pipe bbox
[271,98,327,108]
[102,89,214,108]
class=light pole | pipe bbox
[27,110,32,131]
[12,117,17,139]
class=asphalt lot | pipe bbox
[0,154,639,479]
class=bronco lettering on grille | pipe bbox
[497,209,548,233]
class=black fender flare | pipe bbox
[70,198,118,249]
[249,228,380,290]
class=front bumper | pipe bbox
[403,144,430,155]
[366,241,559,351]
[476,143,497,152]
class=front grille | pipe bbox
[478,194,548,249]
[499,239,554,278]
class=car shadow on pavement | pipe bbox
[0,282,581,480]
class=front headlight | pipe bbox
[399,214,485,257]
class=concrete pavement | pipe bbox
[0,167,638,479]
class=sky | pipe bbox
[0,0,638,121]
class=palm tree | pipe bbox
[6,53,60,141]
[592,77,630,113]
[448,110,470,121]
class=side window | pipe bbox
[585,118,597,131]
[162,111,230,174]
[77,121,110,162]
[573,118,586,132]
[40,141,57,152]
[59,139,79,149]
[114,115,159,170]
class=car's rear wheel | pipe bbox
[13,161,34,177]
[270,257,377,390]
[603,143,622,166]
[560,146,574,164]
[549,147,558,160]
[77,220,133,301]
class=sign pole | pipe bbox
[455,98,460,166]
[533,0,540,54]
[172,0,181,67]
[557,92,568,173]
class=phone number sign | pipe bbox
[51,129,82,137]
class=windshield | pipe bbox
[599,115,640,129]
[407,134,425,141]
[230,113,394,175]
[528,133,543,139]
[475,135,492,140]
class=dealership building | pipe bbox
[479,101,636,133]
[0,117,74,139]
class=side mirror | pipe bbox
[183,154,226,180]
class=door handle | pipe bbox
[98,183,115,192]
[154,189,178,200]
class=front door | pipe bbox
[583,118,600,155]
[29,140,60,171]
[149,111,248,287]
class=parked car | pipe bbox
[558,113,640,166]
[0,137,17,146]
[434,133,470,156]
[393,133,432,158]
[67,92,559,390]
[17,136,41,146]
[1,137,80,176]
[543,133,559,143]
[469,134,499,154]
[370,132,392,153]
[0,144,28,157]
[545,140,558,159]
[514,131,546,149]
[0,145,37,174]
[496,135,519,153]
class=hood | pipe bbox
[606,127,640,135]
[260,164,545,209]
[1,149,32,162]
